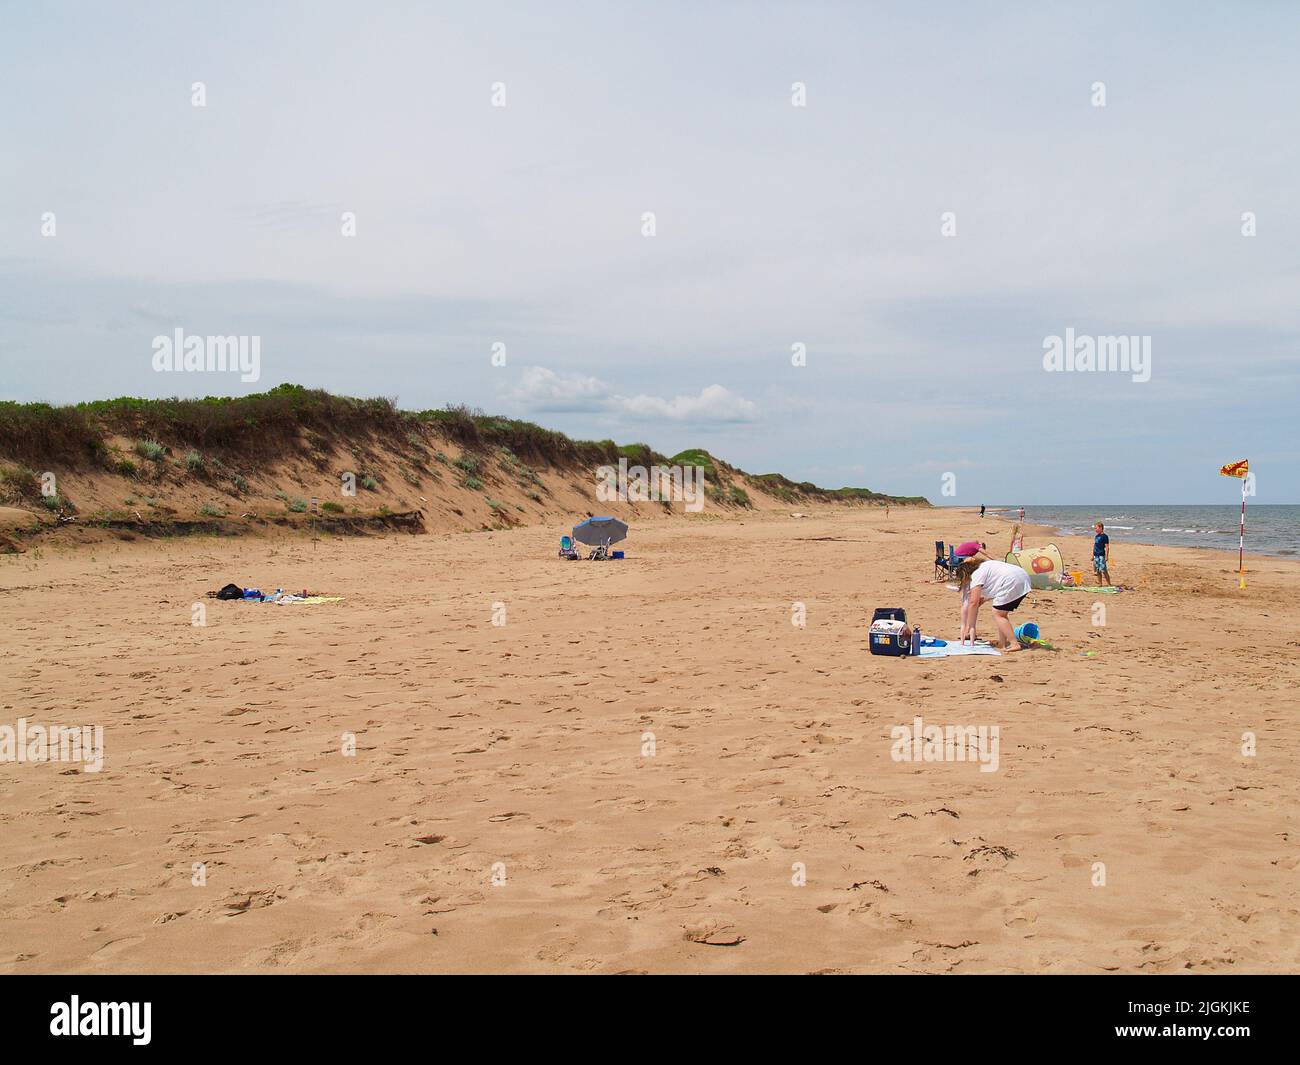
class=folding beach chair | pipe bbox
[558,535,580,560]
[934,540,950,580]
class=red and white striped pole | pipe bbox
[1238,481,1246,590]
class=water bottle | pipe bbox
[911,625,921,656]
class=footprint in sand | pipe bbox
[220,888,284,916]
[90,936,146,960]
[683,920,746,946]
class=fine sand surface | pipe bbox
[1,508,1297,973]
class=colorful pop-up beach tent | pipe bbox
[1005,544,1064,588]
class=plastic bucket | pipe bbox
[1014,622,1040,645]
[1070,570,1084,585]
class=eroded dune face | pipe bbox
[0,394,921,556]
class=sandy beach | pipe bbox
[1,507,1296,974]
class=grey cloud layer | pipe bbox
[0,1,1296,500]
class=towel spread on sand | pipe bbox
[918,641,1001,658]
[212,587,342,604]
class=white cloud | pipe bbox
[509,367,759,424]
[618,383,758,423]
[510,366,612,412]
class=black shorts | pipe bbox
[993,594,1026,613]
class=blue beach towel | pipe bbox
[918,641,1002,658]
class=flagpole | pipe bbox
[1220,460,1249,589]
[1239,480,1246,589]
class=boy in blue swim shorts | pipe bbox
[1093,522,1111,587]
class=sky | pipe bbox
[1,1,1297,503]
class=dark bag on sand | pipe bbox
[872,607,907,623]
[216,583,244,600]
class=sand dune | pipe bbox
[1,508,1296,973]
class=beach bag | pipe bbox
[872,607,907,623]
[216,583,243,600]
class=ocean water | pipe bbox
[985,505,1299,558]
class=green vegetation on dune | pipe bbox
[421,405,626,468]
[670,448,717,475]
[617,442,671,468]
[0,385,929,506]
[748,471,928,506]
[674,450,924,507]
[0,384,400,466]
[0,401,103,466]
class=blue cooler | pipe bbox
[869,608,911,656]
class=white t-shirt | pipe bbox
[970,560,1032,606]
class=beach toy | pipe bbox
[1014,622,1040,645]
[1070,570,1084,585]
[1014,622,1059,650]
